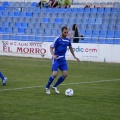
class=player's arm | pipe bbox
[69,46,80,62]
[50,46,57,59]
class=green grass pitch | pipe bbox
[0,56,120,120]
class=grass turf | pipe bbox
[0,56,120,120]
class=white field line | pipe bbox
[0,79,120,92]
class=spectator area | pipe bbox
[0,1,120,44]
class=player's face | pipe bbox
[62,29,68,38]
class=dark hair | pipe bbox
[72,24,78,31]
[61,26,68,32]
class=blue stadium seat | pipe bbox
[58,8,65,13]
[43,18,50,23]
[0,27,6,33]
[15,35,22,40]
[105,39,113,44]
[89,13,96,18]
[25,29,31,34]
[13,28,18,33]
[92,30,99,37]
[8,2,14,7]
[77,8,84,13]
[6,28,13,34]
[81,18,88,24]
[90,8,97,13]
[28,36,35,41]
[18,28,25,34]
[113,37,120,44]
[98,39,105,44]
[104,8,111,13]
[84,8,90,13]
[102,19,109,24]
[55,18,62,24]
[2,22,9,27]
[94,18,102,24]
[96,13,103,18]
[103,13,110,19]
[97,8,104,13]
[52,8,59,13]
[88,18,95,24]
[108,25,116,30]
[99,30,107,37]
[20,12,26,17]
[31,28,37,34]
[8,12,14,17]
[14,11,20,17]
[111,8,119,13]
[3,35,9,40]
[109,19,116,25]
[26,12,33,17]
[57,13,64,18]
[106,30,114,38]
[0,6,5,11]
[85,30,92,37]
[101,25,108,30]
[22,36,29,41]
[93,24,101,30]
[71,8,77,13]
[15,22,21,28]
[31,2,37,7]
[82,13,89,18]
[86,24,94,30]
[2,11,9,17]
[65,8,71,13]
[114,30,120,36]
[21,22,28,28]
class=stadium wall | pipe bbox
[0,40,120,63]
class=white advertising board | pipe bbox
[0,40,120,63]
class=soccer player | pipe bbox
[0,72,7,86]
[45,26,80,94]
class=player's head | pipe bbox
[61,26,68,38]
[72,24,77,31]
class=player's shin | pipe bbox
[53,75,66,87]
[46,75,56,88]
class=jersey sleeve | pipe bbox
[51,37,58,48]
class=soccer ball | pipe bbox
[65,88,74,96]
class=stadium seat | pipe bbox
[97,8,104,13]
[43,18,50,23]
[22,36,29,41]
[15,22,21,28]
[6,28,13,34]
[0,27,6,33]
[15,35,22,40]
[18,28,25,34]
[28,36,35,41]
[2,22,9,27]
[85,30,92,37]
[3,35,9,40]
[58,8,65,13]
[31,2,37,7]
[84,8,91,13]
[14,12,20,17]
[20,12,26,17]
[8,2,14,7]
[90,8,97,13]
[26,12,33,17]
[95,18,102,24]
[92,30,100,37]
[65,8,71,13]
[101,25,108,30]
[55,18,62,24]
[88,18,95,24]
[0,6,5,11]
[106,30,114,38]
[99,30,107,37]
[104,8,111,13]
[71,8,78,13]
[77,8,84,13]
[105,39,113,44]
[2,11,9,17]
[21,22,28,28]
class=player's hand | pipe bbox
[53,55,58,59]
[74,56,80,62]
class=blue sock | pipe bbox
[0,72,4,80]
[46,75,56,88]
[53,75,66,87]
